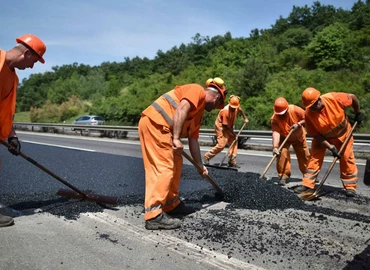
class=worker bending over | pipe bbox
[138,77,227,230]
[0,34,46,227]
[294,88,364,197]
[270,97,310,185]
[203,94,248,168]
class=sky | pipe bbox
[2,0,359,81]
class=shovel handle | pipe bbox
[260,128,295,179]
[219,122,247,167]
[182,150,223,194]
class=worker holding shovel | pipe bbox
[0,34,46,227]
[203,95,249,168]
[294,88,364,197]
[138,78,227,230]
[270,97,310,185]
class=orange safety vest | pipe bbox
[215,104,238,131]
[305,93,349,141]
[0,50,18,140]
[142,84,206,139]
[270,105,305,142]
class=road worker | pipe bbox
[138,77,227,230]
[0,34,46,227]
[203,95,248,168]
[270,97,310,185]
[294,88,364,197]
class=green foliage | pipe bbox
[15,1,370,133]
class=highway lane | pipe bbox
[1,132,370,270]
[15,131,370,197]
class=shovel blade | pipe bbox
[299,190,319,201]
[56,188,119,206]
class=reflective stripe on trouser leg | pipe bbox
[205,127,228,159]
[276,141,291,178]
[139,116,181,221]
[292,139,310,175]
[302,138,326,189]
[335,136,358,191]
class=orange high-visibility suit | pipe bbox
[271,105,310,178]
[302,93,358,191]
[0,50,18,141]
[138,84,206,220]
[204,104,240,165]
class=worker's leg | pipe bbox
[292,139,310,175]
[276,142,291,179]
[139,116,178,221]
[204,127,228,160]
[334,137,358,192]
[301,138,326,189]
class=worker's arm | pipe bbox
[316,134,342,159]
[172,99,192,154]
[188,137,208,177]
[239,108,249,124]
[272,131,280,156]
[349,94,365,123]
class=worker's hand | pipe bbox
[330,146,341,159]
[290,124,299,130]
[7,137,21,156]
[172,138,184,155]
[272,148,280,157]
[244,118,249,124]
[197,165,209,178]
[354,112,365,124]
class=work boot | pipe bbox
[167,201,196,216]
[0,214,14,227]
[344,189,356,197]
[278,176,289,186]
[203,155,210,165]
[294,185,313,194]
[145,212,181,230]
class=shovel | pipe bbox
[299,122,357,201]
[0,138,119,206]
[218,122,247,167]
[182,150,225,200]
[260,128,294,180]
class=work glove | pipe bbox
[290,124,299,130]
[7,137,21,156]
[272,148,280,157]
[330,146,341,159]
[354,112,365,124]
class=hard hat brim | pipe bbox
[229,104,239,109]
[275,108,287,115]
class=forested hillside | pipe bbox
[17,1,370,132]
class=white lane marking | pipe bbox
[87,212,265,270]
[18,132,367,165]
[21,140,96,152]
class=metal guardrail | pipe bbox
[13,122,370,143]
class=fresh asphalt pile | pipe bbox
[1,144,370,269]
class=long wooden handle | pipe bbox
[182,150,223,194]
[260,128,295,179]
[313,121,358,195]
[219,122,248,166]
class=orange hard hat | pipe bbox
[274,97,289,115]
[16,34,46,63]
[229,95,240,108]
[302,87,320,108]
[206,77,228,109]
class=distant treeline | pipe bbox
[17,1,370,132]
